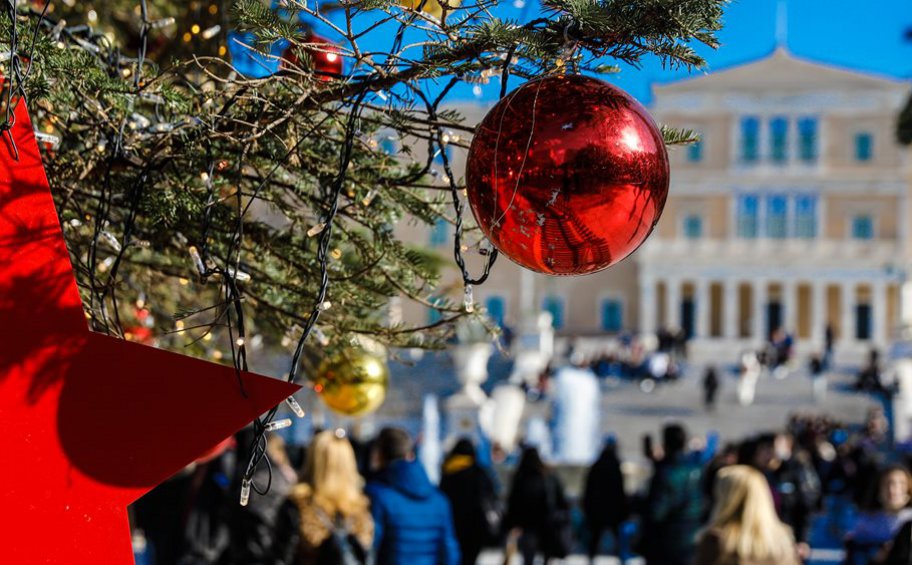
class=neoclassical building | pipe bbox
[399,48,912,357]
[642,48,910,354]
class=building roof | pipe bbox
[653,47,908,95]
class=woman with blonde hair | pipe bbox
[286,430,373,564]
[694,465,798,565]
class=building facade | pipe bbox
[644,48,910,354]
[400,49,912,357]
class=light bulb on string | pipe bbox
[285,396,305,418]
[239,479,251,506]
[264,418,292,432]
[463,285,474,313]
[307,223,326,237]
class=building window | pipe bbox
[485,295,506,328]
[793,194,818,239]
[427,296,443,324]
[854,132,873,162]
[380,137,398,155]
[851,215,874,240]
[736,195,759,239]
[600,299,623,332]
[429,218,448,247]
[542,295,565,330]
[766,195,788,239]
[683,214,703,239]
[687,137,703,163]
[770,116,789,164]
[740,117,760,164]
[856,303,872,340]
[434,144,454,165]
[798,117,818,163]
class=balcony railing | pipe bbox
[638,237,901,265]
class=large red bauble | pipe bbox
[282,34,343,81]
[465,75,670,275]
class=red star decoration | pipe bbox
[0,101,300,562]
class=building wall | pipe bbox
[395,51,911,347]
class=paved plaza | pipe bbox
[598,363,881,464]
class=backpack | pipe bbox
[314,508,369,565]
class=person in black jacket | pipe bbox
[504,447,571,564]
[702,366,719,411]
[637,424,704,565]
[216,433,298,565]
[439,438,500,565]
[743,432,820,560]
[880,519,912,564]
[582,440,629,561]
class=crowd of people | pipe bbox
[130,401,912,565]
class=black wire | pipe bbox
[1,0,50,158]
[7,0,509,502]
[416,81,498,288]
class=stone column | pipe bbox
[873,280,888,345]
[752,279,768,342]
[639,275,656,336]
[667,278,682,330]
[723,279,739,339]
[841,282,856,343]
[695,278,710,339]
[783,279,798,335]
[811,280,827,346]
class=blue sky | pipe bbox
[244,0,912,105]
[450,0,912,104]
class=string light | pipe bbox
[201,26,220,40]
[463,285,474,312]
[263,418,292,432]
[188,246,206,275]
[4,0,503,509]
[100,231,122,252]
[285,396,305,418]
[239,479,251,506]
[307,222,326,237]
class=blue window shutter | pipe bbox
[427,296,443,324]
[600,299,623,332]
[683,215,703,239]
[543,295,565,330]
[430,218,448,247]
[766,195,788,239]
[687,138,703,163]
[854,133,873,162]
[741,117,759,163]
[794,195,817,239]
[485,296,506,327]
[851,215,874,240]
[770,116,788,164]
[798,117,818,163]
[737,195,759,239]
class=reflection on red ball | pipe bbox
[465,75,669,275]
[282,35,343,81]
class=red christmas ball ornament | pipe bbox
[282,35,343,81]
[465,75,669,275]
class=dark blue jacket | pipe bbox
[366,459,461,565]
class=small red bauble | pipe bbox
[465,75,670,275]
[282,35,343,81]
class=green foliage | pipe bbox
[1,0,726,362]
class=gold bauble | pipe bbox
[399,0,461,20]
[314,349,389,417]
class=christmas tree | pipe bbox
[1,0,725,367]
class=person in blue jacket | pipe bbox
[366,427,461,565]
